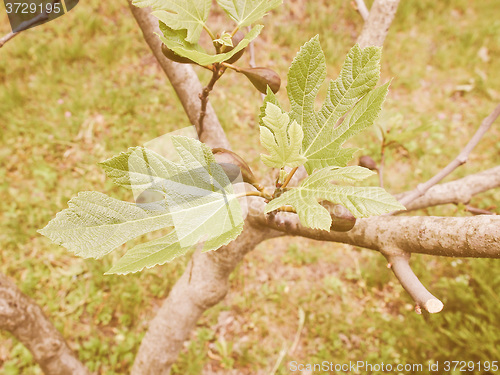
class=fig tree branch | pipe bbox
[356,0,400,48]
[128,3,230,150]
[250,204,500,259]
[386,253,443,313]
[397,165,500,212]
[399,103,500,208]
[354,0,370,21]
[0,273,90,375]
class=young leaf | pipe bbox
[158,24,263,66]
[38,191,175,259]
[216,0,282,28]
[260,102,306,168]
[306,82,390,171]
[265,166,405,231]
[132,0,211,43]
[285,37,385,173]
[40,136,244,274]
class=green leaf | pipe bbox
[259,86,283,126]
[214,32,233,47]
[38,191,175,259]
[287,36,326,141]
[132,0,211,43]
[265,166,405,231]
[306,82,390,171]
[158,24,263,66]
[216,0,282,27]
[40,136,244,274]
[285,37,384,173]
[260,102,306,168]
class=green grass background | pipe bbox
[1,0,500,374]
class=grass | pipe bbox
[1,0,500,374]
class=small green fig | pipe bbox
[223,31,246,64]
[240,67,281,94]
[161,44,195,64]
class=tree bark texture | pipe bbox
[0,274,90,375]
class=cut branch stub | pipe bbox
[386,253,444,314]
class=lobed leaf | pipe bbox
[277,37,386,173]
[40,136,244,274]
[216,0,282,27]
[132,0,211,43]
[265,166,405,231]
[158,24,263,66]
[260,102,307,168]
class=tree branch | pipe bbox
[128,3,230,150]
[249,200,500,259]
[386,253,443,313]
[399,103,500,207]
[131,223,282,375]
[0,273,90,375]
[356,0,400,48]
[397,165,500,212]
[354,0,370,21]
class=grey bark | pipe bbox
[357,0,400,48]
[131,224,281,375]
[398,166,500,212]
[250,201,500,259]
[0,273,90,375]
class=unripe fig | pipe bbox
[161,44,195,64]
[240,67,281,94]
[223,31,246,64]
[359,155,378,170]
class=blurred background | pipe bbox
[1,0,499,373]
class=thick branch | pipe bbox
[131,223,281,375]
[128,3,230,150]
[397,165,500,212]
[386,253,443,313]
[0,273,89,375]
[399,104,500,207]
[249,201,500,259]
[356,0,400,48]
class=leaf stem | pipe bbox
[236,191,272,200]
[280,167,299,189]
[276,206,296,213]
[221,62,242,73]
[203,25,217,41]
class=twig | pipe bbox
[385,254,443,314]
[198,66,222,137]
[399,103,500,207]
[354,0,370,21]
[464,205,496,216]
[0,0,60,48]
[396,166,500,212]
[236,190,272,200]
